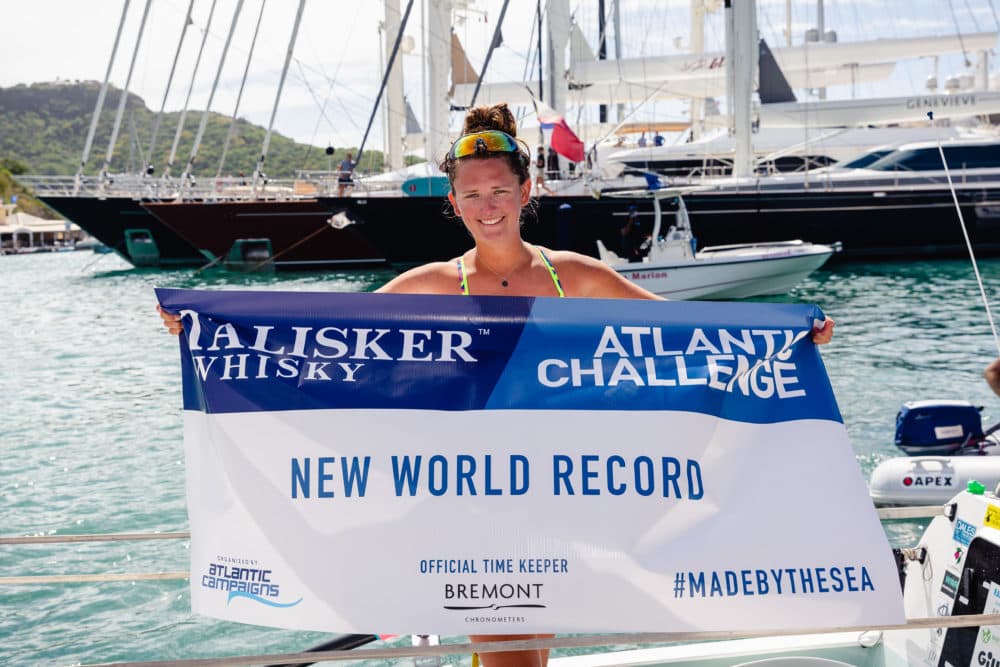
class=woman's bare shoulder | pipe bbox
[376,260,461,295]
[539,247,661,300]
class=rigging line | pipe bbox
[466,0,512,109]
[963,0,983,31]
[101,0,154,182]
[252,0,307,196]
[537,0,543,106]
[149,0,196,172]
[294,48,351,157]
[217,0,268,180]
[75,0,131,194]
[291,59,342,158]
[947,0,973,67]
[245,216,351,273]
[932,112,1000,355]
[297,1,367,153]
[78,239,125,274]
[518,2,538,88]
[165,0,220,179]
[182,0,246,185]
[355,0,416,164]
[989,0,1000,31]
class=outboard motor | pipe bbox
[895,400,983,455]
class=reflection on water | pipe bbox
[4,251,1000,664]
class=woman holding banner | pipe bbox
[157,103,833,666]
[375,103,833,347]
[376,104,677,302]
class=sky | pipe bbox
[1,0,998,157]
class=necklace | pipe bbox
[474,248,532,288]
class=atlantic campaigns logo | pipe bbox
[200,556,302,609]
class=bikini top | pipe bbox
[457,245,565,297]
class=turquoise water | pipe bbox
[4,250,1000,665]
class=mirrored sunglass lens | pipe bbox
[452,132,516,158]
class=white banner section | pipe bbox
[157,289,904,635]
[185,408,900,634]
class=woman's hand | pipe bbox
[157,304,184,335]
[985,358,1000,397]
[812,318,835,345]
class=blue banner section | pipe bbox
[156,288,839,423]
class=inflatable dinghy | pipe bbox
[869,456,1000,506]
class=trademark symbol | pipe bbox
[479,328,490,335]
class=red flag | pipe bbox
[550,119,585,163]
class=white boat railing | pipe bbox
[17,167,1000,204]
[15,173,422,201]
[50,615,1000,667]
[0,503,963,667]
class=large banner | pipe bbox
[156,287,904,635]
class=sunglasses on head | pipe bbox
[448,130,526,161]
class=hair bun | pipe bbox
[462,103,518,137]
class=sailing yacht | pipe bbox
[18,0,1000,269]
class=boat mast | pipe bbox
[546,0,570,174]
[612,0,623,123]
[217,0,268,179]
[816,0,826,99]
[354,0,415,169]
[725,0,756,178]
[164,0,220,180]
[598,0,607,124]
[384,0,405,172]
[147,0,196,176]
[689,0,706,141]
[99,0,153,185]
[546,0,570,115]
[182,0,246,185]
[426,0,451,165]
[74,0,131,195]
[252,0,307,195]
[537,0,543,104]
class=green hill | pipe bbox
[0,80,386,179]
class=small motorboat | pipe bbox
[870,399,1000,506]
[596,189,840,300]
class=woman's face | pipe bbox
[449,157,531,245]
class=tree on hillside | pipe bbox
[0,82,395,178]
